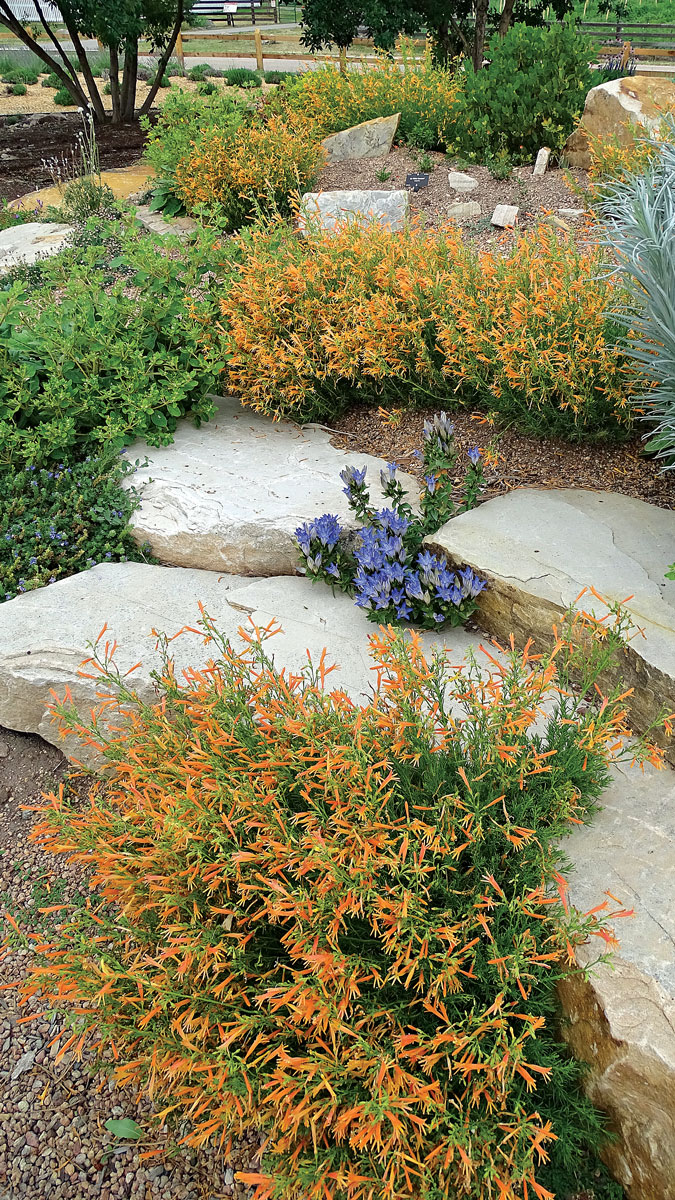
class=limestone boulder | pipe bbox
[424,488,675,749]
[124,395,418,574]
[298,189,409,234]
[0,222,72,274]
[321,113,400,163]
[564,75,675,169]
[559,760,675,1200]
[0,566,481,764]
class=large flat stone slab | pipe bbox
[321,113,400,163]
[0,221,72,273]
[0,566,477,764]
[425,488,675,749]
[560,760,675,1200]
[125,395,418,575]
[298,189,409,234]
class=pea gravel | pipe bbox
[0,727,260,1200]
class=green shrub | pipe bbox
[88,51,110,78]
[0,198,43,232]
[53,86,73,106]
[141,88,245,198]
[2,66,38,85]
[103,81,112,95]
[8,82,27,96]
[211,220,636,439]
[446,22,595,164]
[0,223,234,469]
[0,454,149,602]
[197,80,217,96]
[26,605,662,1198]
[280,48,459,149]
[41,72,60,88]
[187,62,211,81]
[263,69,293,85]
[222,65,262,88]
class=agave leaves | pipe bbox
[599,118,675,469]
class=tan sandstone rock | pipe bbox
[565,75,675,169]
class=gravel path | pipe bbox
[0,728,259,1200]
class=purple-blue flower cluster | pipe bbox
[353,529,485,624]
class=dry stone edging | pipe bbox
[424,487,675,756]
[124,395,418,575]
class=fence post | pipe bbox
[255,27,264,71]
[175,30,185,74]
[251,0,256,23]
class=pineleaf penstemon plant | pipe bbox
[600,117,675,470]
[15,600,667,1200]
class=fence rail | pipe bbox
[188,1,279,23]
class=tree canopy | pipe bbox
[301,0,585,70]
[0,0,184,123]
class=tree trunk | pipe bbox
[498,0,517,36]
[473,0,490,70]
[120,41,138,125]
[0,1,89,106]
[58,10,107,121]
[138,1,184,118]
[109,43,122,125]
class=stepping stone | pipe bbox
[0,221,72,274]
[447,170,478,193]
[532,146,551,176]
[425,488,675,749]
[124,396,418,575]
[561,759,675,1199]
[299,189,409,234]
[491,204,519,228]
[0,565,480,765]
[134,206,198,240]
[558,207,586,221]
[447,200,481,221]
[321,113,400,163]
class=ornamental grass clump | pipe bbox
[296,412,486,628]
[19,605,663,1199]
[599,121,675,469]
[204,219,636,438]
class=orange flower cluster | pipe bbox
[208,220,637,437]
[15,605,662,1200]
[174,115,325,226]
[587,117,675,192]
[280,48,460,147]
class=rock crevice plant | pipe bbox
[295,412,487,628]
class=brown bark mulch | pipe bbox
[327,405,675,511]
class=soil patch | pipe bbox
[318,146,589,248]
[0,113,149,203]
[328,405,675,511]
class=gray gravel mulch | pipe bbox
[0,728,260,1200]
[317,145,590,249]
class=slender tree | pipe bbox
[0,0,184,124]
